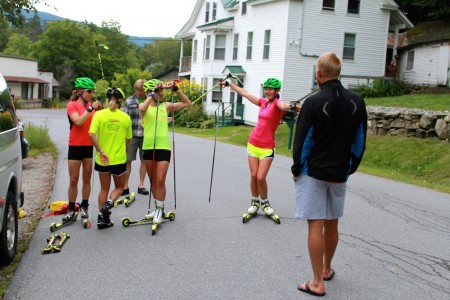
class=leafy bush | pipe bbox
[162,79,212,128]
[353,79,406,98]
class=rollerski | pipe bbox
[242,199,260,223]
[80,203,92,228]
[97,200,114,229]
[123,192,136,207]
[41,234,59,254]
[52,232,70,252]
[122,210,175,227]
[50,210,78,232]
[114,192,136,207]
[261,201,280,224]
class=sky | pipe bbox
[34,0,198,37]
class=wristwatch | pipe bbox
[87,105,94,113]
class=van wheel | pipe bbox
[0,191,18,266]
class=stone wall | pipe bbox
[367,106,450,142]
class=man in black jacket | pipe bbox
[292,52,367,297]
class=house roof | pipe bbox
[223,65,246,76]
[221,0,239,9]
[406,20,450,45]
[197,17,234,31]
[4,76,48,84]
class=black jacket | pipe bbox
[291,80,367,182]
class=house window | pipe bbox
[214,35,226,60]
[246,32,253,60]
[242,1,247,15]
[343,33,356,60]
[233,33,239,60]
[230,91,236,104]
[212,0,217,21]
[193,40,197,62]
[205,0,210,23]
[323,0,335,11]
[347,0,360,14]
[406,50,414,70]
[212,78,222,102]
[205,35,211,60]
[263,30,271,59]
[202,77,208,102]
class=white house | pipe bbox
[0,54,58,107]
[176,0,413,125]
[397,20,450,87]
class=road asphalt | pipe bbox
[5,109,450,300]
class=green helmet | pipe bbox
[263,78,282,89]
[74,77,96,90]
[106,87,125,99]
[143,79,164,93]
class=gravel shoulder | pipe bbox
[19,153,56,243]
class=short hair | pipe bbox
[317,52,341,79]
[134,79,146,90]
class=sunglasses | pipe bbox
[83,89,94,94]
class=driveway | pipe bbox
[5,109,450,299]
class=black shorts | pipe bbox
[68,146,93,160]
[94,162,127,176]
[142,149,171,162]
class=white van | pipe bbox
[0,72,24,266]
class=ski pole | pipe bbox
[291,88,320,105]
[95,41,108,80]
[170,84,177,210]
[208,74,232,202]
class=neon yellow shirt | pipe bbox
[142,103,171,150]
[89,108,132,166]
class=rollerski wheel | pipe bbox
[151,223,158,235]
[41,234,59,254]
[52,232,70,253]
[82,218,92,228]
[270,214,281,224]
[114,197,126,207]
[242,212,256,224]
[124,192,136,207]
[151,211,175,235]
[50,212,78,232]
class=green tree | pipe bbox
[13,11,43,42]
[0,0,49,27]
[398,0,450,24]
[0,15,11,52]
[109,68,152,96]
[30,20,98,98]
[142,38,188,74]
[89,21,142,81]
[3,33,32,57]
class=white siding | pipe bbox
[400,43,450,86]
[180,0,401,124]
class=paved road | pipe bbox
[5,109,450,299]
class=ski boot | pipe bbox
[123,192,136,207]
[97,200,114,229]
[52,232,70,253]
[41,233,59,254]
[80,203,92,228]
[50,210,78,232]
[261,200,280,224]
[243,198,260,223]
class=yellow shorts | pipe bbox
[247,143,274,159]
